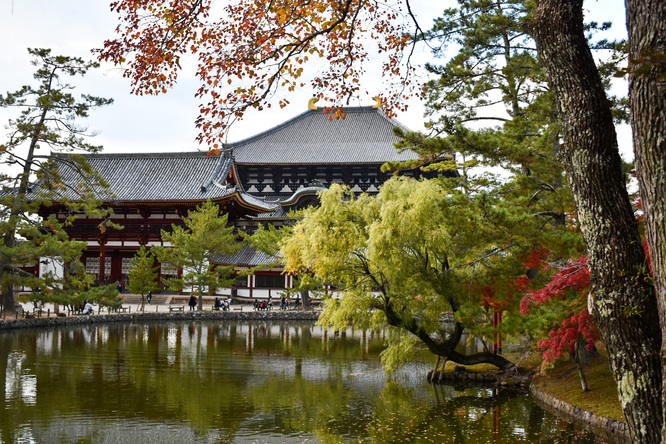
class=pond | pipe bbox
[0,320,622,443]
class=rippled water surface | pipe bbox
[0,321,622,443]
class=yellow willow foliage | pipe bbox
[282,178,469,316]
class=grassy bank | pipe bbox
[528,346,624,421]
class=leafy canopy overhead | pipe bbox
[97,0,424,148]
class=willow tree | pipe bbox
[281,177,549,373]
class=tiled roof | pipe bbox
[280,186,326,206]
[228,106,418,164]
[249,207,290,219]
[211,244,279,266]
[46,152,277,211]
[241,186,324,220]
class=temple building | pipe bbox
[38,102,452,299]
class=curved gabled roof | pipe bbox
[280,185,326,206]
[228,106,418,164]
[47,152,277,212]
[211,244,279,266]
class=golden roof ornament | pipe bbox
[372,96,382,109]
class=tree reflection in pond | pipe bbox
[0,321,622,443]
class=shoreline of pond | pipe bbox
[530,383,629,441]
[0,309,629,441]
[0,309,320,330]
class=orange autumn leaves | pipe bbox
[97,0,419,150]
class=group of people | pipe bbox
[106,290,303,311]
[252,295,302,311]
[188,294,233,310]
[254,299,273,311]
[214,297,230,311]
[280,295,301,310]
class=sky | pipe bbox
[0,0,632,158]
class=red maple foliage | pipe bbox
[519,256,589,316]
[537,308,599,362]
[513,274,531,292]
[521,245,550,269]
[519,255,597,362]
[523,239,652,363]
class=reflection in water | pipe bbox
[0,321,622,443]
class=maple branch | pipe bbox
[404,0,425,41]
[157,0,204,52]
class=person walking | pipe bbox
[189,294,197,310]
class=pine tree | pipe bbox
[127,246,159,310]
[152,201,242,310]
[0,48,114,313]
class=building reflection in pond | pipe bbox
[0,321,623,444]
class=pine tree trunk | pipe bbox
[532,1,662,442]
[625,1,666,439]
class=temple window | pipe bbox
[254,275,285,288]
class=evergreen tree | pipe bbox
[152,201,242,310]
[0,48,114,313]
[378,0,625,377]
[42,258,119,313]
[127,246,159,310]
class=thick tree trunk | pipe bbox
[384,302,516,372]
[625,1,666,439]
[301,288,311,308]
[533,1,662,442]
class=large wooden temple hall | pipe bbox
[42,102,444,299]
